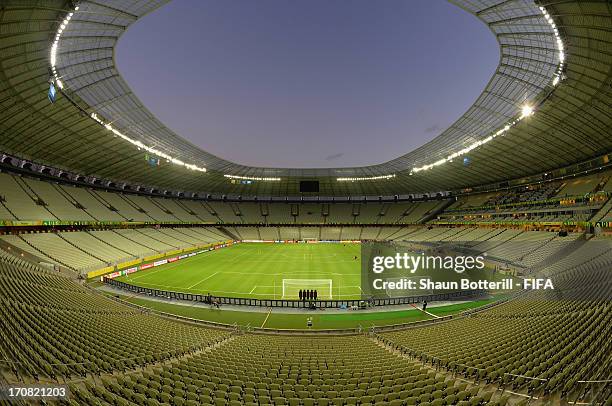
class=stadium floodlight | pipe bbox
[521,104,534,118]
[282,279,333,300]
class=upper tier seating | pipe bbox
[0,172,53,220]
[296,203,324,224]
[355,204,384,224]
[207,202,242,223]
[327,203,357,224]
[235,203,266,224]
[123,195,179,222]
[397,226,592,270]
[151,198,200,222]
[0,181,449,225]
[2,170,610,229]
[448,192,496,210]
[92,190,154,222]
[178,200,219,222]
[59,184,125,221]
[557,171,609,197]
[22,177,95,221]
[482,182,561,206]
[264,203,295,224]
[441,170,611,227]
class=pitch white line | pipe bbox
[410,303,441,319]
[122,280,355,297]
[128,264,173,281]
[225,249,253,263]
[187,271,219,289]
[218,271,354,276]
[127,252,210,281]
[260,308,273,328]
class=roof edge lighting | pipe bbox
[49,2,566,181]
[224,174,281,181]
[337,174,396,182]
[49,4,206,174]
[409,5,565,176]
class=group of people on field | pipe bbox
[206,293,221,308]
[299,289,318,301]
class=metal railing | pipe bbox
[103,277,485,309]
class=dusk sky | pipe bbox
[117,0,498,168]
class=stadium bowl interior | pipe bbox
[0,1,610,405]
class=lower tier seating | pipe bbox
[0,227,230,273]
[0,252,229,380]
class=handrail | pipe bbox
[103,277,486,309]
[503,372,548,381]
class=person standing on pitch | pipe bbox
[299,289,303,301]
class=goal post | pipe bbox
[282,279,333,300]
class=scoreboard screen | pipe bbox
[300,181,319,193]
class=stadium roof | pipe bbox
[0,1,610,196]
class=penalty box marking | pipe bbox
[132,281,284,297]
[187,271,220,289]
[129,281,362,298]
[132,271,358,291]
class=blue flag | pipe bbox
[48,83,57,103]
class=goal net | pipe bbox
[282,279,333,300]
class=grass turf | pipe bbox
[426,298,497,316]
[115,242,362,299]
[114,294,498,330]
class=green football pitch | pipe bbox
[116,243,362,299]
